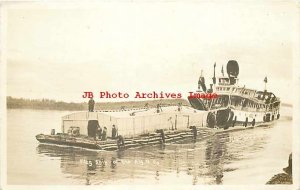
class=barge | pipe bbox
[36,106,213,151]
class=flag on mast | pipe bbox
[264,76,268,91]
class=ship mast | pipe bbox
[212,62,216,85]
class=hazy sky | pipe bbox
[5,1,298,103]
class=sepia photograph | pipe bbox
[0,1,299,190]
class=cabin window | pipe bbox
[231,95,243,107]
[211,95,229,109]
[242,99,248,108]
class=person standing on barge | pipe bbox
[97,125,102,140]
[102,127,107,141]
[88,97,95,112]
[112,125,118,139]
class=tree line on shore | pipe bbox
[6,96,189,111]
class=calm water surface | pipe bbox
[7,108,292,185]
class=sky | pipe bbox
[4,1,299,103]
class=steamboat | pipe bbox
[188,60,280,129]
[36,60,280,150]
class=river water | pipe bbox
[7,107,292,185]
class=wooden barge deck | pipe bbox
[36,126,214,151]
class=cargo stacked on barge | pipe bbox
[36,105,212,150]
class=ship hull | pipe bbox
[36,127,215,151]
[36,122,273,151]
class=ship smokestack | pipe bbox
[226,60,239,85]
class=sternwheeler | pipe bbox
[188,60,280,129]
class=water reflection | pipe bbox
[205,133,230,184]
[36,131,243,185]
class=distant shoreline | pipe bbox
[6,96,189,111]
[6,96,292,111]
